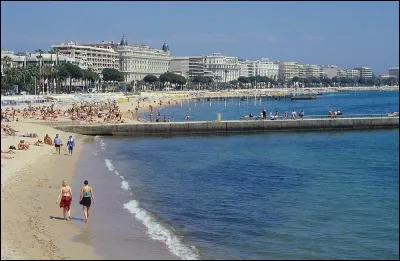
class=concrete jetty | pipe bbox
[54,116,399,136]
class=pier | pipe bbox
[54,116,399,136]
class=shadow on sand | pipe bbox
[49,215,85,222]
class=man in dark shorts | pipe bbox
[54,134,62,154]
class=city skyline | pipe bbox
[1,1,399,75]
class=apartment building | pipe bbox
[51,41,119,75]
[170,57,190,78]
[346,69,361,78]
[278,61,300,81]
[320,65,339,79]
[116,40,170,82]
[354,67,372,79]
[238,60,250,77]
[305,64,321,78]
[189,56,210,78]
[388,67,399,79]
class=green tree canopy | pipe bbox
[159,72,185,84]
[237,76,250,84]
[143,74,159,83]
[102,68,124,82]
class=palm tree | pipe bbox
[34,49,44,94]
[1,56,13,69]
[50,65,58,93]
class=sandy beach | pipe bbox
[1,85,398,259]
[0,91,190,259]
[1,120,102,259]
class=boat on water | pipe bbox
[291,94,317,100]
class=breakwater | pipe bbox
[54,117,399,136]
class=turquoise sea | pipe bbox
[74,91,399,260]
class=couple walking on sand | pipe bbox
[56,179,95,223]
[54,134,75,155]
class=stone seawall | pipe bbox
[54,117,399,136]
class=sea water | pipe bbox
[74,91,399,260]
[141,90,398,121]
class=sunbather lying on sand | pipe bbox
[20,133,38,138]
[18,140,29,150]
[1,124,17,136]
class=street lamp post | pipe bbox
[36,52,43,96]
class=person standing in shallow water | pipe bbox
[66,136,75,155]
[56,180,72,220]
[79,180,95,223]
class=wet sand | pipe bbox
[0,119,179,259]
[72,141,179,259]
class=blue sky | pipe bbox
[1,1,398,74]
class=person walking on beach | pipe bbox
[56,180,72,221]
[54,134,62,154]
[79,180,95,223]
[66,135,75,155]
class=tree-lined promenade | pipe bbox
[1,53,399,95]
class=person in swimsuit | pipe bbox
[44,134,52,145]
[56,180,72,220]
[66,136,75,155]
[80,180,95,223]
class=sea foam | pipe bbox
[100,139,106,151]
[121,180,130,190]
[123,200,199,260]
[104,159,115,172]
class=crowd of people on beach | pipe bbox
[64,100,124,123]
[1,99,125,124]
[1,104,61,122]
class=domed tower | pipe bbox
[162,41,169,52]
[120,35,128,46]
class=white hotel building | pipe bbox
[116,39,170,83]
[203,53,240,83]
[51,42,119,75]
[237,59,279,80]
[254,59,279,80]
